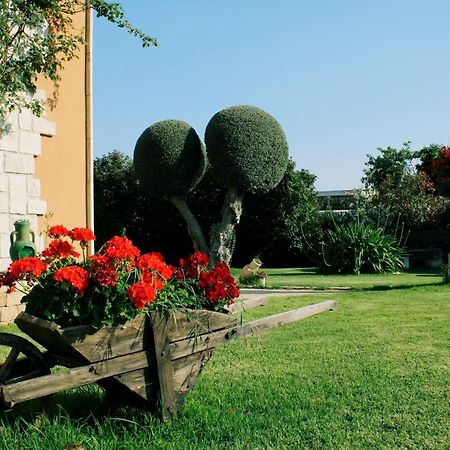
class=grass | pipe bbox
[0,284,449,448]
[233,267,443,290]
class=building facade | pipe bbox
[0,10,93,322]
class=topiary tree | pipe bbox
[205,105,289,264]
[133,105,289,265]
[134,120,208,253]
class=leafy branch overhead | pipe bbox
[0,0,156,120]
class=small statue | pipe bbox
[9,219,37,261]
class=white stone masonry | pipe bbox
[0,90,56,273]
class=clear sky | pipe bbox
[93,0,450,191]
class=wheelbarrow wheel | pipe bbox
[0,332,51,412]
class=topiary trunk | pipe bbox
[169,196,209,254]
[209,188,243,266]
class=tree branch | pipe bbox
[169,196,209,254]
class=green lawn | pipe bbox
[0,284,449,449]
[234,267,443,290]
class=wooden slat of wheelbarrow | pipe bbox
[169,300,337,360]
[15,312,148,364]
[165,310,239,343]
[0,350,150,408]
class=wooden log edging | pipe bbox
[170,300,337,360]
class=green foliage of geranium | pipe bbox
[134,120,206,198]
[205,105,289,193]
[319,219,403,275]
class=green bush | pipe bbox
[205,105,289,193]
[319,221,403,275]
[134,120,206,198]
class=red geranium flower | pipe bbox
[127,281,156,309]
[70,227,96,243]
[137,253,175,281]
[0,257,47,292]
[42,239,80,259]
[48,225,69,239]
[53,266,89,294]
[179,252,209,279]
[103,236,140,260]
[198,262,239,305]
[89,254,118,288]
[141,271,164,291]
[8,257,47,279]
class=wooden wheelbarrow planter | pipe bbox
[0,299,337,420]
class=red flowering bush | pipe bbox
[419,146,450,196]
[0,226,239,328]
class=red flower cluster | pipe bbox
[127,281,156,309]
[89,254,118,288]
[48,225,69,239]
[103,236,140,260]
[179,252,209,279]
[137,252,175,280]
[198,262,239,305]
[53,266,89,294]
[70,227,96,244]
[0,257,47,293]
[42,239,80,259]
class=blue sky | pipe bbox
[93,1,450,190]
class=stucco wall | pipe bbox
[35,9,91,235]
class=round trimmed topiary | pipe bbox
[204,105,289,193]
[134,120,206,198]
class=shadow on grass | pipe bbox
[0,384,155,428]
[361,281,447,292]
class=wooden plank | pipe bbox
[15,312,78,359]
[16,312,149,365]
[169,300,337,360]
[112,368,157,402]
[166,310,238,343]
[151,312,177,421]
[0,350,150,408]
[225,295,268,314]
[61,314,148,363]
[244,300,337,332]
[172,350,213,393]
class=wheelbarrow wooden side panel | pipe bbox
[15,312,149,364]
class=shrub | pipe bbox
[134,120,206,198]
[205,105,289,193]
[319,221,403,275]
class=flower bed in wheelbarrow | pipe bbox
[0,226,336,420]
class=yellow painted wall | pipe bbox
[35,10,92,233]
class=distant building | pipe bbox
[318,190,356,213]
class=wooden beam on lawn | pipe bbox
[169,300,337,360]
[225,295,268,314]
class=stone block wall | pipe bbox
[0,289,24,325]
[0,91,55,323]
[0,93,55,273]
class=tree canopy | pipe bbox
[0,0,156,121]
